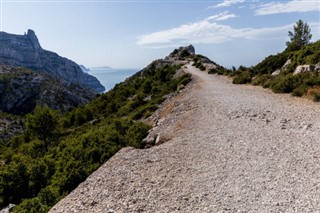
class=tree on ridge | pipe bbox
[286,19,312,51]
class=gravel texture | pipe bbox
[50,64,320,212]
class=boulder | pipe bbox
[271,69,281,76]
[271,60,291,76]
[0,204,16,213]
[293,65,315,75]
[281,59,291,70]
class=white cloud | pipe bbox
[205,11,238,21]
[255,0,320,15]
[210,0,245,8]
[136,15,316,47]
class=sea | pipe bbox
[88,68,139,93]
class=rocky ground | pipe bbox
[50,63,320,212]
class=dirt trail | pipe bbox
[50,64,320,212]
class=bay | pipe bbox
[89,68,139,92]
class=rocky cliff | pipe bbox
[0,30,105,93]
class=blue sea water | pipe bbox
[89,68,139,92]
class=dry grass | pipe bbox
[307,86,320,101]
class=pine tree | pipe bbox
[286,19,312,51]
[26,105,60,152]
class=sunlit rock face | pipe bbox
[0,29,105,93]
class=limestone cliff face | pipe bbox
[0,30,105,93]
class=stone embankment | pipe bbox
[50,63,320,212]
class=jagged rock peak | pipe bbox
[0,29,41,50]
[26,29,41,49]
[185,44,195,55]
[165,45,195,60]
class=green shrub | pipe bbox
[269,74,302,93]
[304,74,320,86]
[208,68,227,75]
[193,61,205,71]
[233,71,252,84]
[178,74,192,86]
[252,74,271,86]
[292,84,308,97]
[314,93,320,102]
[208,68,218,74]
[308,51,320,64]
[198,64,206,71]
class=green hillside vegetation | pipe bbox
[231,20,320,100]
[0,65,95,115]
[192,54,229,75]
[0,60,192,212]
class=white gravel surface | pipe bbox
[50,64,320,212]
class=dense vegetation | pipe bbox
[0,65,95,115]
[192,54,228,74]
[0,60,192,212]
[229,20,320,100]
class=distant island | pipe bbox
[90,66,112,70]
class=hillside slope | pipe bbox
[0,65,95,115]
[51,63,320,212]
[0,46,195,212]
[232,40,320,98]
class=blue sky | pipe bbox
[0,0,319,69]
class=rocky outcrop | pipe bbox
[271,69,281,76]
[0,65,95,114]
[272,60,320,76]
[282,59,291,70]
[0,204,16,213]
[0,30,105,93]
[165,45,195,60]
[271,59,291,76]
[293,64,315,75]
[0,116,23,141]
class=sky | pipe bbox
[0,0,319,69]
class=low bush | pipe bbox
[251,74,271,86]
[208,68,228,75]
[208,68,218,74]
[307,87,320,102]
[269,74,302,93]
[292,84,308,97]
[314,93,320,102]
[232,71,252,84]
[178,74,192,86]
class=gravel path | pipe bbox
[50,64,320,212]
